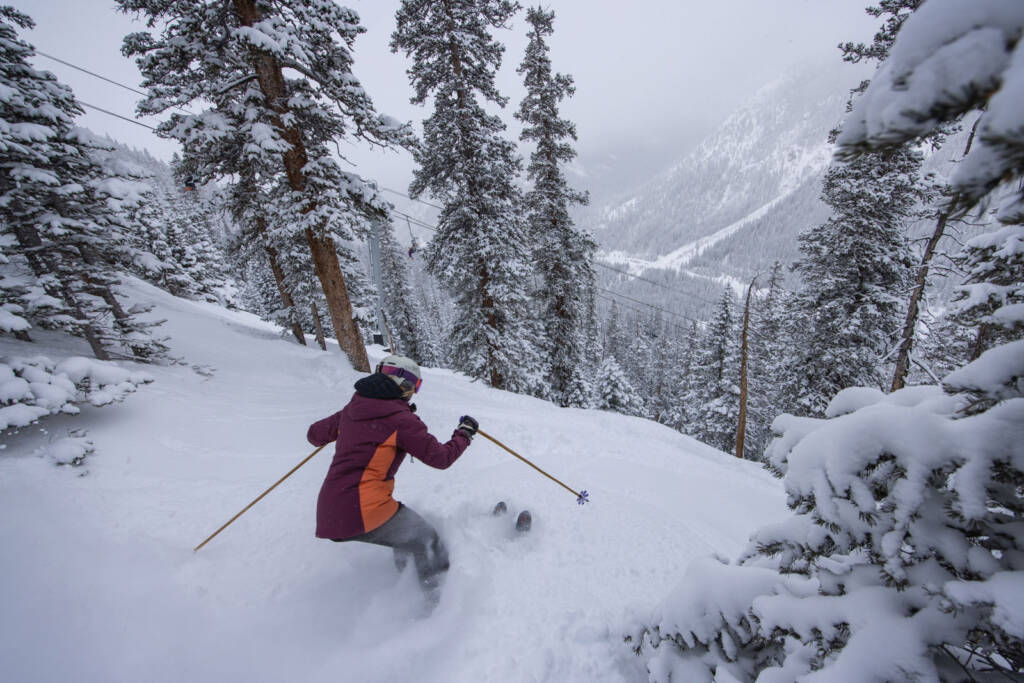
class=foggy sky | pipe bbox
[10,0,879,197]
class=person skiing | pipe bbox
[306,354,478,607]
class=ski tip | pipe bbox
[515,510,532,533]
[576,490,590,506]
[492,501,508,516]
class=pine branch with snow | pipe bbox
[1,354,152,436]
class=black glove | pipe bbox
[457,415,479,439]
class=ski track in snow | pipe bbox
[0,279,787,683]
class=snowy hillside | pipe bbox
[0,280,787,683]
[584,59,987,316]
[586,61,864,262]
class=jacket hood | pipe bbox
[346,373,410,421]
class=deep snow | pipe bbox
[0,279,787,683]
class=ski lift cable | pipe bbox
[79,101,159,131]
[596,286,705,326]
[595,294,708,338]
[594,261,720,306]
[35,50,196,117]
[380,186,443,211]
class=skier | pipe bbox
[307,354,478,608]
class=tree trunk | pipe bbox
[891,209,951,391]
[255,217,306,346]
[891,117,982,391]
[311,301,327,351]
[736,276,757,459]
[13,224,109,360]
[77,245,154,360]
[970,323,993,362]
[304,230,368,368]
[96,284,151,359]
[59,280,110,360]
[233,0,369,372]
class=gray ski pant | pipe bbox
[341,503,449,593]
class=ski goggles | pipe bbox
[380,365,422,393]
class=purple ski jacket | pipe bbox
[308,374,471,540]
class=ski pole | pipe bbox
[476,429,589,505]
[193,444,328,552]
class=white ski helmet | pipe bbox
[377,354,422,394]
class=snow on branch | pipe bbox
[632,378,1024,681]
[1,355,152,435]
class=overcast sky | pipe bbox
[11,0,880,196]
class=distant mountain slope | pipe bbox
[583,60,985,318]
[585,61,866,263]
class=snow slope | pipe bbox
[0,279,787,683]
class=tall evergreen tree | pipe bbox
[689,292,741,452]
[662,321,700,433]
[391,0,542,393]
[0,7,165,361]
[515,6,595,407]
[839,0,969,394]
[377,219,437,365]
[745,262,790,457]
[119,0,414,372]
[602,300,629,368]
[785,145,924,415]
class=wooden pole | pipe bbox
[193,444,327,552]
[477,429,582,500]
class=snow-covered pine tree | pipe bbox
[632,4,1024,679]
[622,312,657,416]
[406,254,452,367]
[515,6,595,407]
[645,315,684,425]
[162,172,235,306]
[391,0,543,394]
[839,0,978,394]
[688,291,741,453]
[91,143,233,310]
[745,262,790,458]
[661,320,700,433]
[377,220,437,366]
[215,146,311,346]
[0,7,165,361]
[784,143,925,416]
[952,224,1024,362]
[592,355,645,417]
[119,0,414,373]
[602,300,630,369]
